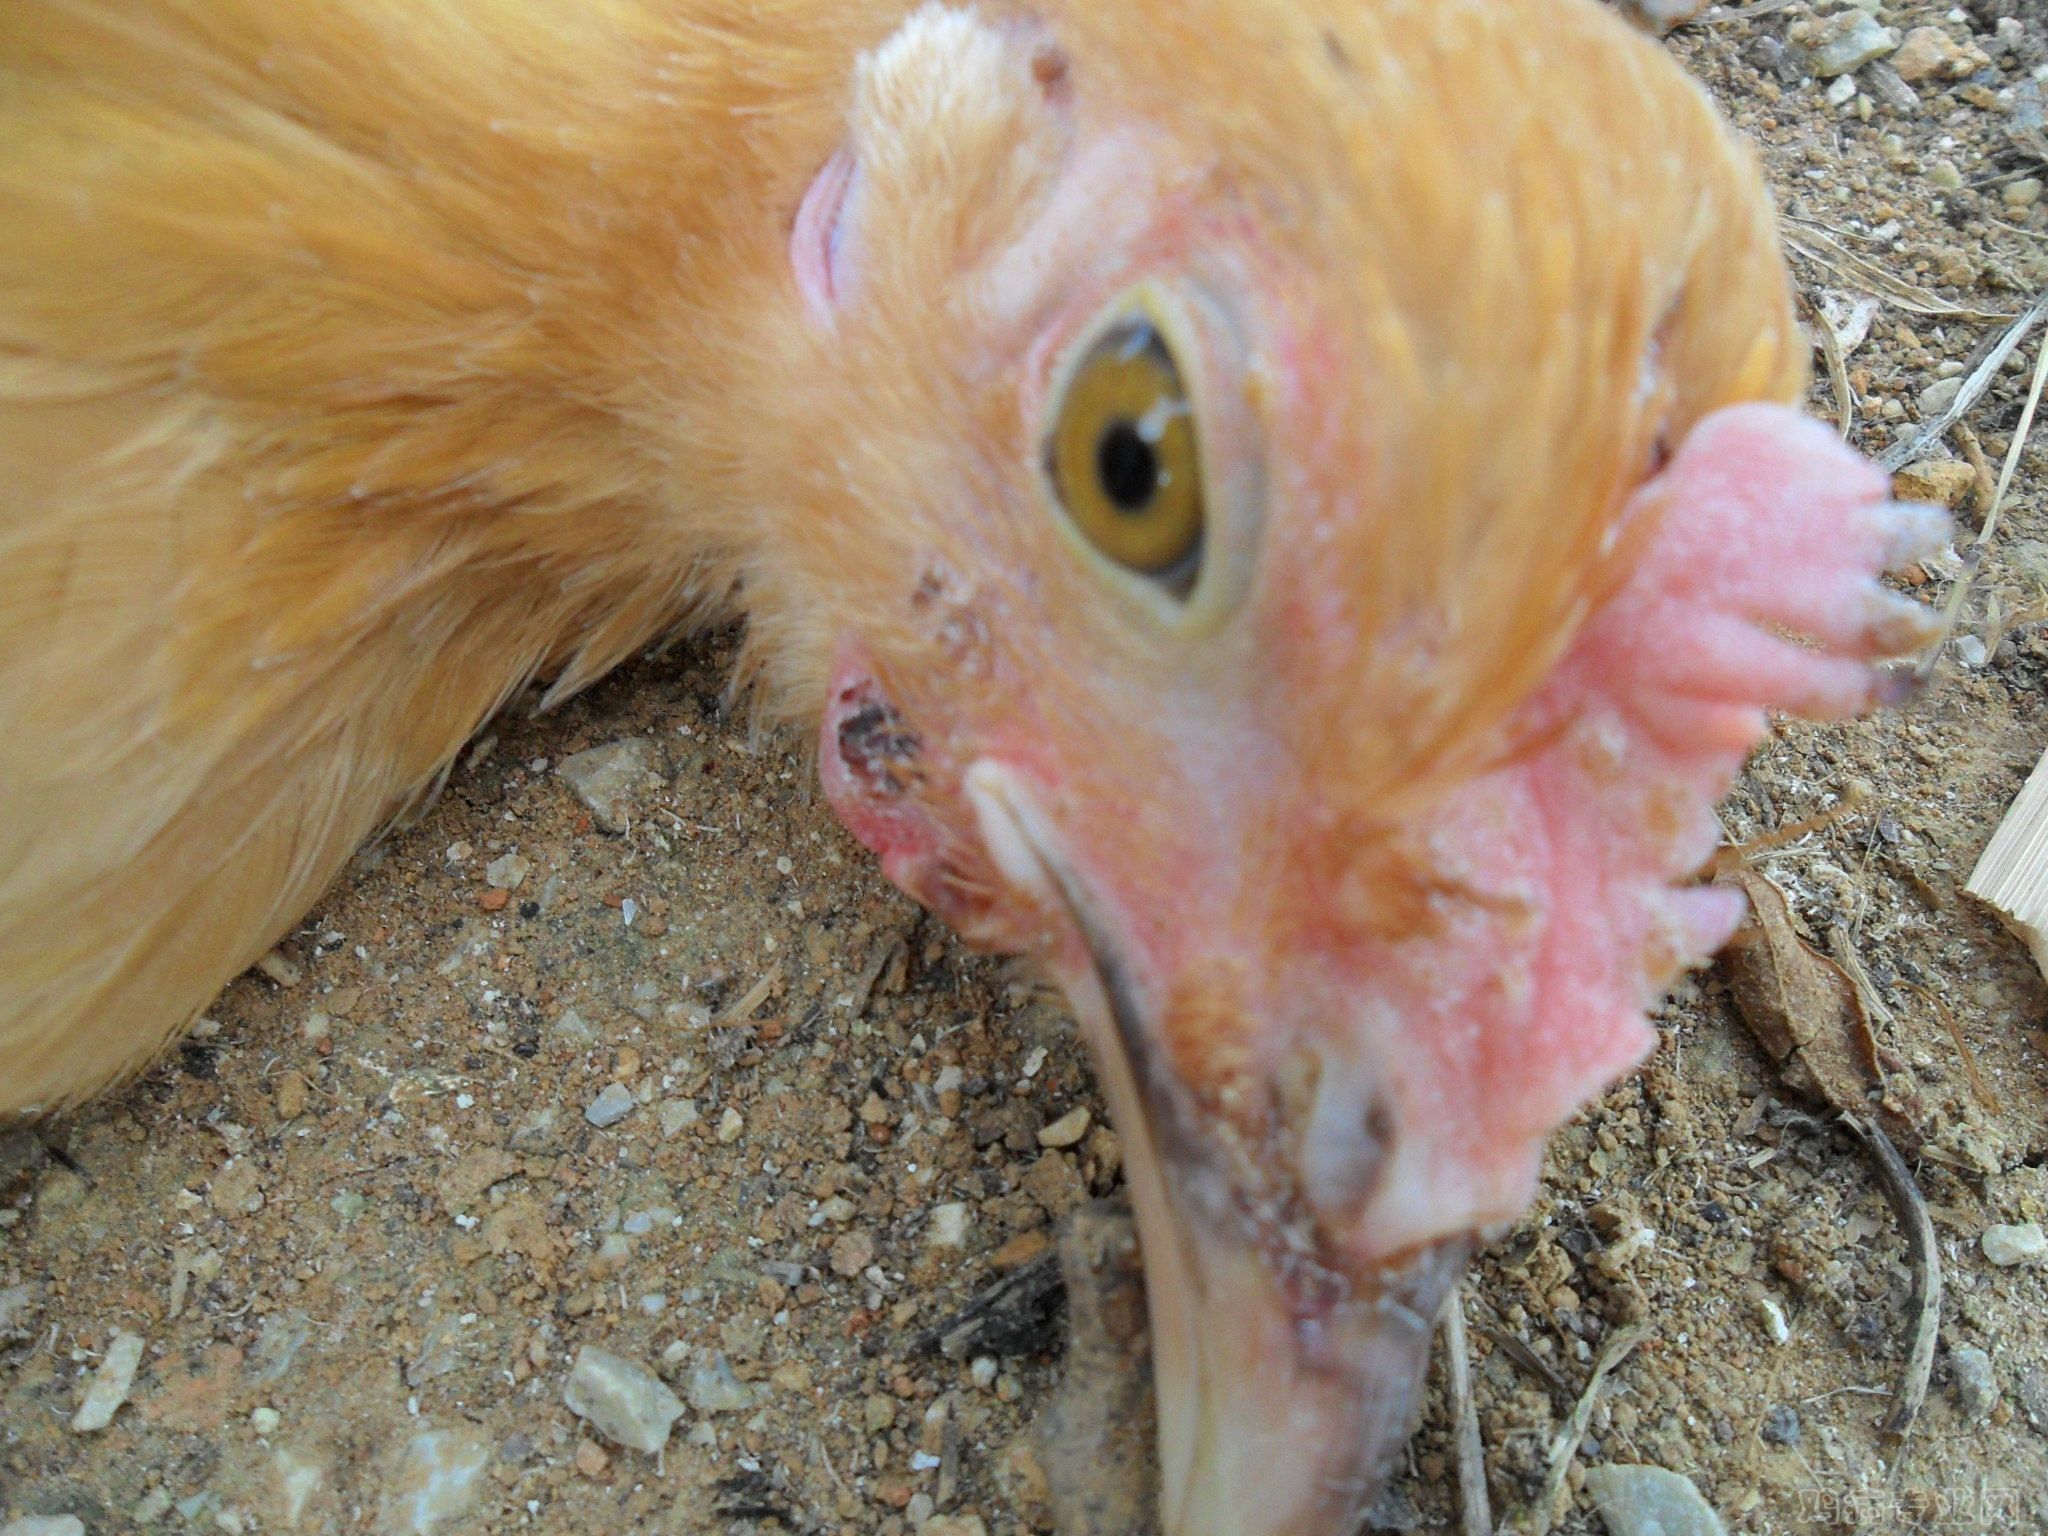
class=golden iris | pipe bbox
[1048,313,1204,586]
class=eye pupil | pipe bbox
[1096,419,1159,513]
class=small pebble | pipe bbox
[831,1230,877,1277]
[1893,458,1976,510]
[249,1406,282,1436]
[1759,1405,1801,1446]
[483,852,531,890]
[585,1084,636,1128]
[274,1074,309,1122]
[686,1351,757,1414]
[556,739,653,833]
[927,1202,970,1249]
[1,1520,87,1536]
[1582,1465,1725,1536]
[1803,12,1898,78]
[1981,1222,2047,1267]
[717,1106,745,1144]
[562,1346,685,1455]
[1917,376,1963,418]
[1037,1106,1092,1148]
[1612,0,1710,36]
[71,1332,145,1433]
[1892,25,1977,82]
[658,1099,700,1138]
[1950,1345,1998,1422]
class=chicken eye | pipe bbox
[1047,314,1204,590]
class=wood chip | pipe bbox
[713,964,782,1027]
[1967,745,2048,977]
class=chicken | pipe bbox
[0,1,1941,1529]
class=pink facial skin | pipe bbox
[1302,403,1949,1261]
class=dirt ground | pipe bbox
[8,3,2048,1533]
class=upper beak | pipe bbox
[967,764,1474,1536]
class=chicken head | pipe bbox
[743,3,1942,1531]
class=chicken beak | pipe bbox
[1058,934,1470,1536]
[966,764,1472,1536]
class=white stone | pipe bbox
[927,1202,971,1249]
[585,1083,635,1128]
[1808,13,1899,77]
[686,1351,757,1414]
[556,739,654,833]
[1982,1222,2047,1266]
[563,1346,686,1455]
[1918,376,1964,417]
[1582,1465,1725,1536]
[483,852,530,891]
[70,1331,144,1433]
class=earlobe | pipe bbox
[792,145,860,327]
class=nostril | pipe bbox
[1296,1057,1393,1230]
[792,145,860,327]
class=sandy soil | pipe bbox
[7,4,2048,1533]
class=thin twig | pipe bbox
[1907,982,2000,1114]
[1520,1323,1650,1535]
[1787,225,2019,327]
[1878,292,2048,472]
[1839,1114,1940,1442]
[1709,785,1868,877]
[1440,1286,1492,1536]
[1982,323,2048,548]
[1955,422,1998,516]
[1476,1322,1576,1411]
[1805,293,1855,438]
[1914,543,1985,687]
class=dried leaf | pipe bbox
[1717,870,1924,1150]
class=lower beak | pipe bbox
[1060,956,1471,1536]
